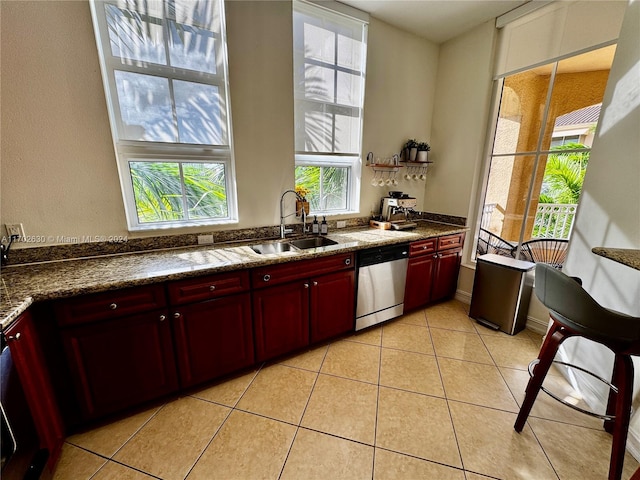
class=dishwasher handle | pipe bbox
[357,244,409,267]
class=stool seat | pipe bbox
[514,263,640,480]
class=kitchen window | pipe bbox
[90,0,237,230]
[476,44,614,262]
[293,0,368,214]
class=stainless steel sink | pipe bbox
[289,237,338,249]
[250,242,295,254]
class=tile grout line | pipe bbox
[371,324,384,480]
[426,307,467,473]
[183,362,265,480]
[96,458,164,480]
[276,341,331,480]
[470,308,562,479]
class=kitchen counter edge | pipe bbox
[0,222,467,329]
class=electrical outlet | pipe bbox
[5,223,24,239]
[337,220,347,229]
[197,234,214,245]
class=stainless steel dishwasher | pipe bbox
[355,243,409,331]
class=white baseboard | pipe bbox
[525,315,549,335]
[455,289,549,335]
[454,289,471,305]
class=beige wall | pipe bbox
[0,1,439,247]
[427,20,496,219]
[427,20,496,304]
[360,17,438,216]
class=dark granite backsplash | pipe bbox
[5,213,465,266]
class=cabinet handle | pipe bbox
[209,285,216,291]
[313,281,318,286]
[423,245,428,250]
[7,332,21,341]
[109,303,118,310]
[304,283,309,288]
[159,315,166,322]
[344,258,351,266]
[263,274,271,282]
[173,312,181,319]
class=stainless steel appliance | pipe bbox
[355,243,409,330]
[380,194,417,230]
[469,254,535,335]
[1,335,48,480]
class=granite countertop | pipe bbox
[0,221,466,329]
[592,247,640,271]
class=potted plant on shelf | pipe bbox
[402,139,418,162]
[416,142,431,162]
[295,185,310,216]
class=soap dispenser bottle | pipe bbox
[320,216,328,235]
[312,216,319,234]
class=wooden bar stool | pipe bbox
[514,263,640,480]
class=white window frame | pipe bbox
[90,0,237,231]
[473,44,611,263]
[292,0,368,215]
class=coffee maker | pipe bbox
[380,192,417,229]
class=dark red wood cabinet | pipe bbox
[431,248,463,302]
[59,310,178,420]
[404,233,465,312]
[168,270,254,388]
[55,285,179,421]
[404,253,437,312]
[310,269,355,343]
[252,253,355,361]
[171,292,254,388]
[4,311,65,472]
[252,280,310,362]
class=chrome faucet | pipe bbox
[280,190,308,239]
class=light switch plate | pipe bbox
[5,223,24,238]
[337,221,347,228]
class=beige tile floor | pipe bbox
[55,300,640,480]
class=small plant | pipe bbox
[403,139,418,150]
[295,185,310,200]
[417,142,431,151]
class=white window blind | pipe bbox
[91,0,237,230]
[293,0,368,214]
[495,0,626,77]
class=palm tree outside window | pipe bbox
[292,0,368,214]
[91,0,237,229]
[476,45,615,264]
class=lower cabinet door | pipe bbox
[61,310,178,420]
[172,293,254,388]
[310,270,355,343]
[431,249,462,302]
[5,311,65,472]
[253,281,310,362]
[404,254,436,312]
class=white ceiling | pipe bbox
[339,0,531,44]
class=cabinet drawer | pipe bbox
[55,284,166,327]
[437,233,465,251]
[168,270,250,305]
[252,253,354,289]
[409,238,437,257]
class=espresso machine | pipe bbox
[380,192,417,230]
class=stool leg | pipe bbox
[608,354,633,480]
[605,356,624,433]
[514,321,566,432]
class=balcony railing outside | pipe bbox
[532,203,577,239]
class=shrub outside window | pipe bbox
[91,0,237,230]
[293,0,368,214]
